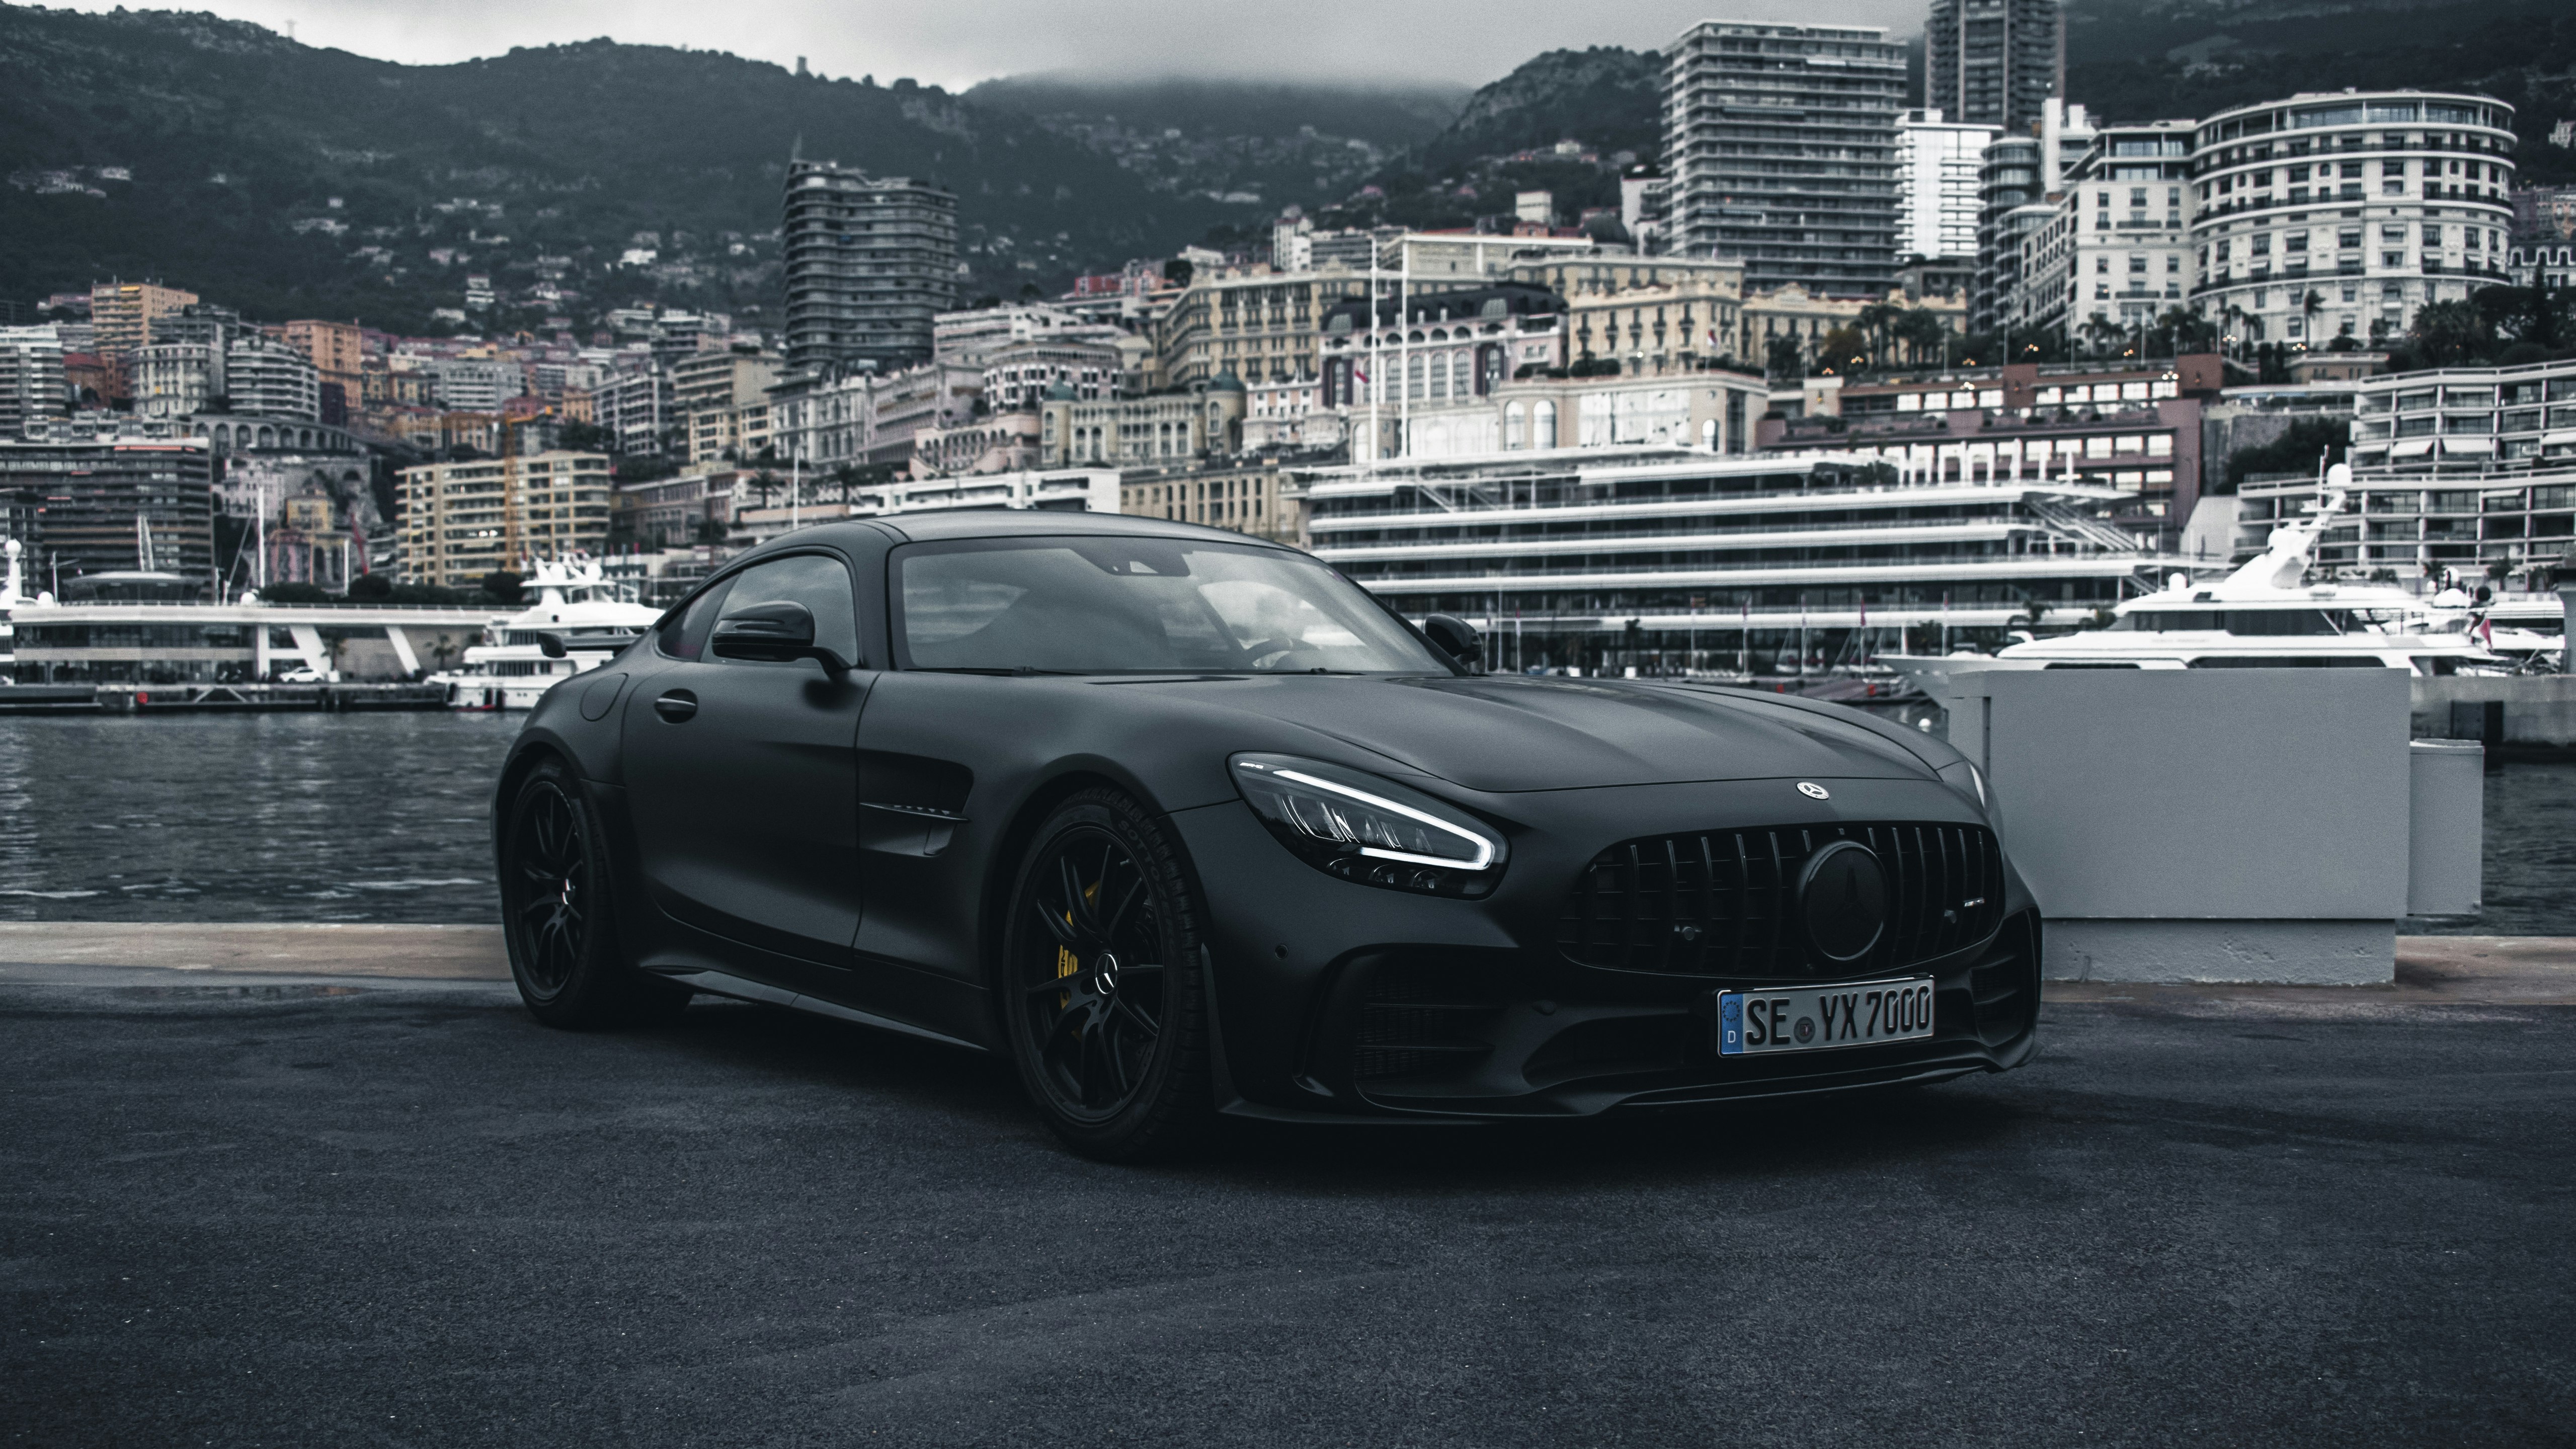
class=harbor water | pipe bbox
[0,713,2568,934]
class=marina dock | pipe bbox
[0,682,451,713]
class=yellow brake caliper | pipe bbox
[1056,878,1099,1016]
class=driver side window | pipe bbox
[715,553,862,666]
[657,577,735,661]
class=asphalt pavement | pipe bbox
[4,969,2572,1447]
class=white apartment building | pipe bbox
[2030,119,2197,343]
[981,334,1124,412]
[2190,90,2517,346]
[426,358,526,413]
[931,302,1123,369]
[1380,231,1597,282]
[767,369,876,468]
[130,336,321,422]
[766,362,983,471]
[600,368,671,457]
[1272,213,1314,272]
[1896,109,2000,264]
[226,337,321,422]
[130,342,220,421]
[0,326,67,438]
[396,450,612,587]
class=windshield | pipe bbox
[894,536,1454,675]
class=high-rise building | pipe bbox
[2189,90,2517,348]
[1924,0,2063,136]
[87,281,198,362]
[1972,135,2045,332]
[1977,98,2094,336]
[0,438,217,591]
[781,159,958,374]
[0,327,68,439]
[1897,110,2001,266]
[1663,21,1908,295]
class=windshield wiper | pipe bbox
[909,666,1089,676]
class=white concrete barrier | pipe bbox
[1916,668,2478,985]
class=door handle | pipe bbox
[653,689,698,723]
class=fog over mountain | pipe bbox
[44,0,1929,88]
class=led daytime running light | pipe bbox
[1270,768,1497,871]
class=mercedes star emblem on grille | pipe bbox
[1798,840,1890,963]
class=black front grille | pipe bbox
[1557,822,2004,978]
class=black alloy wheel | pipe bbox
[512,782,590,993]
[499,757,690,1028]
[1001,789,1213,1160]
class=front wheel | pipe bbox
[999,789,1215,1161]
[499,757,690,1028]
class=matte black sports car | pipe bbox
[495,512,2041,1159]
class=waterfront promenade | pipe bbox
[5,927,2571,1446]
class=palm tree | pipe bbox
[1895,308,1948,366]
[1858,301,1905,368]
[2299,290,2325,348]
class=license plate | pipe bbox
[1717,978,1935,1056]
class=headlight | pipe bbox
[1937,759,1988,811]
[1230,753,1506,897]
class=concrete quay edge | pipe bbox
[0,923,2571,1008]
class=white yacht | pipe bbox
[1891,465,2505,678]
[429,556,660,710]
[0,538,28,682]
[2420,589,2562,674]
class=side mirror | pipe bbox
[711,601,850,676]
[535,631,568,659]
[1422,613,1484,673]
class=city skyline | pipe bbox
[47,0,1935,89]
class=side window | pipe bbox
[657,577,735,661]
[717,553,861,666]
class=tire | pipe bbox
[998,788,1215,1161]
[499,757,691,1029]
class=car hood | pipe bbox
[1144,674,1937,793]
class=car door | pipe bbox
[621,550,873,977]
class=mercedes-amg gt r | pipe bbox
[494,512,2041,1159]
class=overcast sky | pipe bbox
[66,0,1929,89]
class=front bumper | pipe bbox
[1165,774,2041,1121]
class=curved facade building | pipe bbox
[782,160,958,375]
[2188,91,2516,348]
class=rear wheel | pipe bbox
[1000,789,1214,1161]
[500,757,690,1028]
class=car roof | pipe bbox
[750,510,1295,553]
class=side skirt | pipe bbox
[655,967,991,1054]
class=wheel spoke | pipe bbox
[1098,872,1147,945]
[1030,893,1083,948]
[1074,1014,1106,1106]
[1102,1020,1136,1098]
[1057,854,1093,931]
[1110,992,1161,1039]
